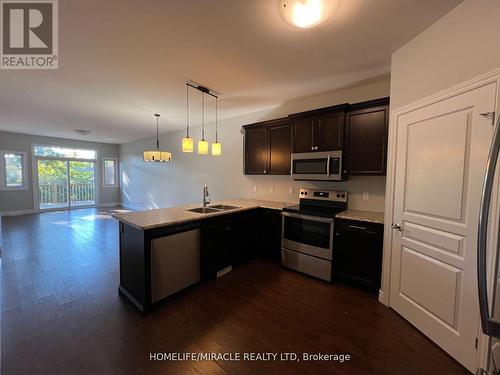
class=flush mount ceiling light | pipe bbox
[280,0,337,29]
[143,114,172,162]
[74,129,90,135]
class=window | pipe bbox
[103,158,118,187]
[0,151,28,190]
[34,145,96,160]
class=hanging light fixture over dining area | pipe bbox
[143,114,172,162]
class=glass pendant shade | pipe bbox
[211,141,221,156]
[198,139,209,155]
[280,0,337,29]
[182,137,193,152]
[143,151,172,162]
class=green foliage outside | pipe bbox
[38,160,94,185]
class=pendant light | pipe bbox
[143,114,172,162]
[211,96,221,156]
[182,84,193,152]
[198,91,209,155]
[183,81,221,155]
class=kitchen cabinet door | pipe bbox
[244,127,268,174]
[260,209,282,262]
[316,112,345,151]
[269,123,291,174]
[290,104,347,153]
[333,219,383,292]
[292,119,314,153]
[345,98,389,175]
[233,210,260,266]
[201,220,237,279]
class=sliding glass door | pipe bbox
[69,161,95,207]
[35,145,97,211]
[38,159,70,209]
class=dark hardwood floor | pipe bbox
[1,208,468,374]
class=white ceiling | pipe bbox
[0,0,462,144]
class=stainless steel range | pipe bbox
[281,188,348,281]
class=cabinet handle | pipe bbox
[311,146,314,151]
[348,224,366,230]
[264,170,267,174]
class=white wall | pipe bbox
[390,0,500,109]
[120,76,390,212]
[0,131,120,214]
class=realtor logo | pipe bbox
[1,0,58,69]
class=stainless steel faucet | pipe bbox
[202,185,210,207]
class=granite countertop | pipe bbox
[335,209,385,224]
[113,198,293,230]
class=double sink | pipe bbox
[188,204,241,214]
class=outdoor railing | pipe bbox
[39,183,95,205]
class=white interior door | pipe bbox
[389,82,497,372]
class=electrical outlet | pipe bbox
[253,186,257,192]
[363,192,370,200]
[270,186,274,193]
[288,187,294,194]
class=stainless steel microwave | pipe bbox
[291,151,343,181]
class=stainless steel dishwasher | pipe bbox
[150,229,201,303]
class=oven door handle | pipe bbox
[282,211,335,223]
[327,154,331,177]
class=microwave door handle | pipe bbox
[478,113,500,337]
[327,155,331,177]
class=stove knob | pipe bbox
[341,194,345,198]
[300,191,304,195]
[304,192,308,195]
[336,194,340,198]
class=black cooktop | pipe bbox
[282,204,346,219]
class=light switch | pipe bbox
[253,186,257,192]
[363,192,369,200]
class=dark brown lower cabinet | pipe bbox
[201,219,238,280]
[259,208,282,262]
[333,219,384,292]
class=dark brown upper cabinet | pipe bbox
[243,118,291,175]
[345,97,389,176]
[290,104,348,153]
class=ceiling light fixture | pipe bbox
[184,81,221,156]
[74,129,90,135]
[143,114,172,162]
[198,91,209,155]
[211,96,221,156]
[182,84,193,152]
[280,0,337,29]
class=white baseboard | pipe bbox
[378,290,389,305]
[0,209,35,217]
[99,202,122,208]
[1,202,122,216]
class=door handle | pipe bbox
[478,113,500,337]
[391,223,402,232]
[327,155,331,177]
